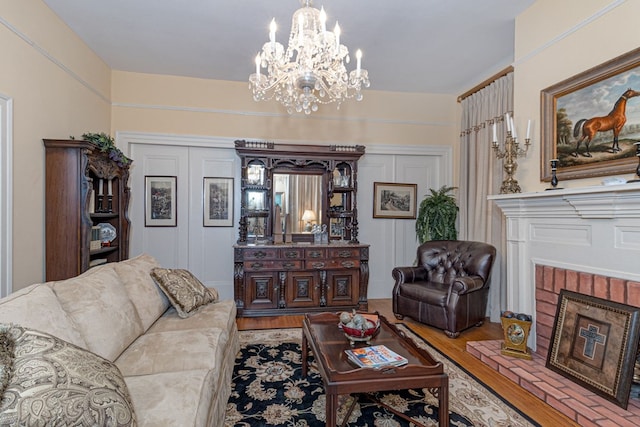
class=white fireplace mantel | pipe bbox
[489,183,640,349]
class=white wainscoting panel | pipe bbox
[121,133,452,304]
[128,144,190,270]
[358,146,451,299]
[186,147,239,299]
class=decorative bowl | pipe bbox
[338,313,380,346]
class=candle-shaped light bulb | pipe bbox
[505,113,511,133]
[511,117,517,139]
[319,7,326,33]
[107,179,112,196]
[355,49,362,76]
[493,122,497,142]
[526,119,531,139]
[255,54,261,77]
[98,179,103,196]
[334,22,341,49]
[298,14,304,39]
[269,18,276,46]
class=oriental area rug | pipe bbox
[224,326,539,427]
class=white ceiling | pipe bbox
[41,0,534,95]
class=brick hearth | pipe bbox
[467,340,640,427]
[468,264,640,426]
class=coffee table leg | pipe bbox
[326,392,337,427]
[302,329,308,377]
[439,379,449,427]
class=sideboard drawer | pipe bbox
[280,248,303,259]
[305,259,359,270]
[244,260,303,271]
[243,248,279,260]
[305,248,326,260]
[328,248,360,259]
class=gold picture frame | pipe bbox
[541,47,640,181]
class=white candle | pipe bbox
[255,54,261,78]
[334,22,341,49]
[107,179,112,196]
[298,14,304,40]
[505,113,511,133]
[319,7,326,33]
[493,122,497,142]
[511,117,517,139]
[526,119,531,139]
[98,179,103,196]
[355,49,362,76]
[269,19,276,49]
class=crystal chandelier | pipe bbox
[249,0,370,115]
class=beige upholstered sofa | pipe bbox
[0,253,239,426]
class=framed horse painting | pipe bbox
[541,47,640,181]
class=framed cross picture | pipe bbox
[546,289,640,409]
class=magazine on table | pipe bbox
[345,344,408,368]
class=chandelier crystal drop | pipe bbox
[249,0,370,115]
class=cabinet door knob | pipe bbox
[284,251,298,259]
[282,262,295,269]
[309,251,322,258]
[338,250,352,258]
[341,261,355,268]
[250,262,263,269]
[311,262,325,269]
[252,251,267,259]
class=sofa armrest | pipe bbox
[451,276,485,295]
[392,266,428,284]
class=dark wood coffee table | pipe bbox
[302,312,449,427]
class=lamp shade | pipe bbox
[301,210,316,222]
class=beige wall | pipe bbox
[513,0,640,191]
[0,0,111,290]
[111,71,457,150]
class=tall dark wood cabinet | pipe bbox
[233,140,369,317]
[43,139,131,281]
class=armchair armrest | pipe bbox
[392,266,428,284]
[451,276,485,295]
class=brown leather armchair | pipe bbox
[392,240,496,338]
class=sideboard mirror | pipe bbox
[235,140,365,244]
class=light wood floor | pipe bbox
[236,298,580,427]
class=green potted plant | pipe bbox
[70,132,131,167]
[415,185,459,243]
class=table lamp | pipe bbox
[301,210,316,232]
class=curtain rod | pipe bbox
[457,66,514,103]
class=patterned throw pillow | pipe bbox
[0,325,14,397]
[0,324,137,426]
[150,268,218,318]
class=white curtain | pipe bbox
[459,72,512,322]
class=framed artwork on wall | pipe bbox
[372,182,417,219]
[546,289,640,409]
[541,47,640,181]
[145,176,177,227]
[203,177,234,227]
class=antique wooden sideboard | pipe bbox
[233,140,369,317]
